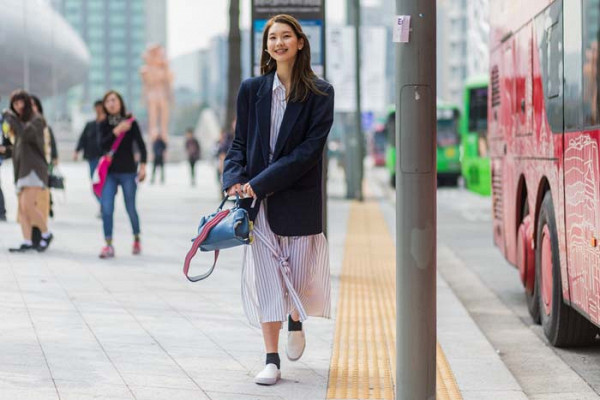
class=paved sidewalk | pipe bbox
[0,160,530,399]
[0,161,349,400]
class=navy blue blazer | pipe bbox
[223,72,334,237]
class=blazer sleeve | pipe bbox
[222,81,250,191]
[249,85,334,197]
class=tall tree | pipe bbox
[225,0,241,132]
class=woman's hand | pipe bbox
[138,164,147,182]
[243,183,256,199]
[113,119,132,136]
[226,183,243,197]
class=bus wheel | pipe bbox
[536,192,598,347]
[518,202,539,323]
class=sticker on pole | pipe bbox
[393,15,411,43]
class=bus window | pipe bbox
[468,87,488,134]
[583,0,600,127]
[437,117,459,147]
[535,0,563,133]
[564,0,583,131]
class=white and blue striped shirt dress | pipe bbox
[241,73,332,328]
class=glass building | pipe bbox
[52,0,152,115]
[0,0,89,100]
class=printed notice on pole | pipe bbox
[393,15,411,43]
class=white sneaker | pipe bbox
[254,363,281,385]
[286,330,306,361]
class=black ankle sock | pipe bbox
[288,315,302,331]
[266,352,280,369]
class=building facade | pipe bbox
[52,0,166,116]
[438,0,489,106]
[145,0,167,48]
[0,0,89,99]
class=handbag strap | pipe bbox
[183,209,231,282]
[108,117,135,157]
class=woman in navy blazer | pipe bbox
[223,14,334,386]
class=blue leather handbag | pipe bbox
[183,195,253,282]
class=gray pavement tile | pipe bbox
[0,372,54,390]
[0,360,54,378]
[54,380,133,399]
[120,372,199,390]
[460,390,529,400]
[528,394,600,400]
[502,352,598,395]
[45,363,124,385]
[171,355,249,372]
[130,387,211,400]
[206,391,285,400]
[439,357,522,392]
[0,388,59,400]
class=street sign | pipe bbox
[251,0,326,77]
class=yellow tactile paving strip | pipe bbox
[327,201,462,400]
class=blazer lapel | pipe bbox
[272,100,303,161]
[255,73,274,166]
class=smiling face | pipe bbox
[104,93,122,115]
[266,22,304,66]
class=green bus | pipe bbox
[385,102,462,187]
[459,75,490,195]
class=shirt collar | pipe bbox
[272,72,285,94]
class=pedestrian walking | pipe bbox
[74,100,105,184]
[98,90,147,259]
[30,95,58,242]
[222,14,334,386]
[0,110,11,222]
[184,128,200,186]
[151,135,167,184]
[3,90,53,252]
[215,122,234,187]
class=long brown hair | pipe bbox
[9,89,34,122]
[259,14,326,102]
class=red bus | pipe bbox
[490,0,600,346]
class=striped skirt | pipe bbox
[241,202,331,328]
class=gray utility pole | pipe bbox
[345,0,364,200]
[395,0,437,399]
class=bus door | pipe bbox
[491,38,516,259]
[562,0,600,323]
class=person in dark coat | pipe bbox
[222,14,334,386]
[97,90,147,259]
[3,90,53,252]
[0,110,10,221]
[74,100,105,181]
[151,135,167,184]
[184,128,200,186]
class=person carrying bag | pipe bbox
[92,116,134,198]
[221,14,335,386]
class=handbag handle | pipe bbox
[183,194,246,282]
[183,208,231,282]
[217,194,240,211]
